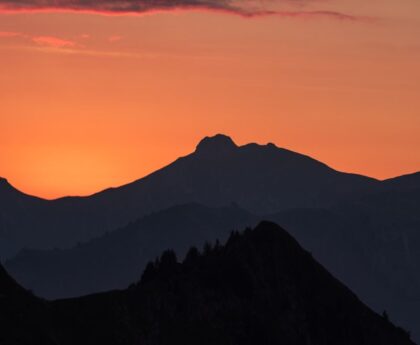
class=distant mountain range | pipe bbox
[1,134,419,340]
[1,134,382,258]
[0,222,414,345]
[7,204,259,298]
[7,198,420,340]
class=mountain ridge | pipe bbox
[1,134,419,340]
[3,134,419,203]
[0,134,385,259]
[6,203,258,298]
[0,222,415,345]
[0,134,385,201]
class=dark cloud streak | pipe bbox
[0,0,359,20]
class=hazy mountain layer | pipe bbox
[0,222,414,345]
[7,204,258,298]
[6,196,420,340]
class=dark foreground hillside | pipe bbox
[0,222,415,345]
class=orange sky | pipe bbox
[1,0,420,199]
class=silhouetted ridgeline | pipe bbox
[7,204,258,298]
[0,134,380,259]
[0,222,414,345]
[6,197,420,341]
[1,134,419,340]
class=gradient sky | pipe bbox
[1,0,419,199]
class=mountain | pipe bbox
[0,222,414,345]
[0,263,57,345]
[269,199,420,342]
[382,172,420,190]
[6,201,420,340]
[6,204,259,298]
[0,178,46,259]
[0,134,380,259]
[2,134,419,339]
[0,262,27,296]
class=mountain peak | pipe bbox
[195,134,237,155]
[0,177,13,191]
[0,178,32,199]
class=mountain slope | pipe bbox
[0,263,57,345]
[269,198,420,341]
[7,196,420,340]
[0,134,380,259]
[0,222,415,345]
[7,204,258,298]
[0,178,47,259]
[383,172,420,190]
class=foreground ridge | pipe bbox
[0,221,414,345]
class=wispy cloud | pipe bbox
[15,45,147,58]
[8,43,235,62]
[0,30,22,37]
[1,30,218,60]
[0,0,359,20]
[0,30,78,49]
[32,35,76,48]
[108,35,123,43]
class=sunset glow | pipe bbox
[1,0,420,199]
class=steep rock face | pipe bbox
[0,223,415,345]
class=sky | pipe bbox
[0,0,419,199]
